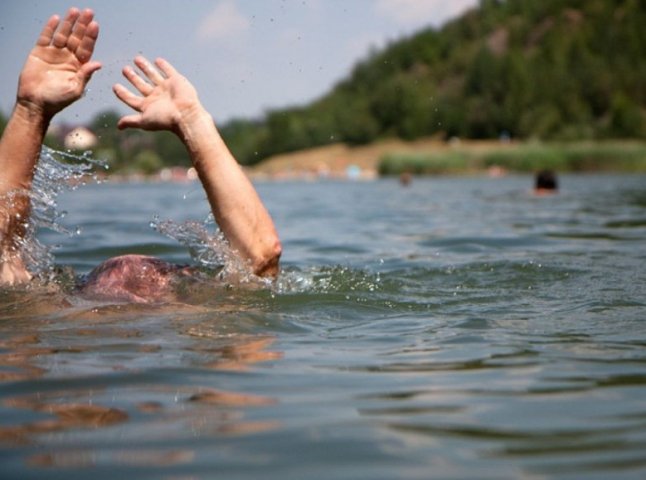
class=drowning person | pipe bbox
[0,8,281,303]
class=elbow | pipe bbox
[253,238,282,278]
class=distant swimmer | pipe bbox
[534,169,558,195]
[399,171,412,187]
[0,8,281,302]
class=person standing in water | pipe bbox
[0,8,281,302]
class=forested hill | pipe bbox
[221,0,646,166]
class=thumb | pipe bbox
[80,61,102,83]
[117,114,142,130]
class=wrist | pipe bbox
[175,105,218,144]
[176,102,209,128]
[13,100,53,130]
[175,107,231,172]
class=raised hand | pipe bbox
[114,56,281,277]
[113,56,202,133]
[17,8,101,118]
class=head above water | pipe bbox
[78,255,195,304]
[534,170,558,193]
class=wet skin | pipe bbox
[77,255,196,304]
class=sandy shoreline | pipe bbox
[247,138,515,180]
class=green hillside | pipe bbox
[221,0,646,165]
[4,0,644,173]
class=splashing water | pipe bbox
[155,215,381,296]
[6,147,106,281]
[3,146,272,292]
[151,215,270,286]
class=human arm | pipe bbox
[113,57,281,277]
[0,8,101,284]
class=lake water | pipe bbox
[1,173,645,479]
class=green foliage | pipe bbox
[217,0,646,165]
[378,141,646,175]
[379,151,470,175]
[132,149,163,175]
[482,142,646,172]
[85,110,188,173]
[29,0,646,172]
[608,93,644,138]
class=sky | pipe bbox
[0,0,478,126]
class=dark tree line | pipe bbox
[219,0,646,165]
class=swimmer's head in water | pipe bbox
[535,170,558,192]
[77,254,195,303]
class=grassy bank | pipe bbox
[378,141,646,175]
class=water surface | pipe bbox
[1,174,645,479]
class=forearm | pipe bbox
[0,103,50,231]
[0,103,49,284]
[177,108,281,277]
[0,102,50,193]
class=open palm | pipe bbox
[17,8,101,117]
[113,56,202,132]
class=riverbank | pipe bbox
[248,139,646,179]
[91,139,646,182]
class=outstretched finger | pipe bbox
[36,15,60,47]
[154,57,179,78]
[52,8,80,48]
[122,65,154,96]
[67,8,94,52]
[116,114,143,130]
[134,56,165,85]
[113,83,144,112]
[76,20,99,63]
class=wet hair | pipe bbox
[535,170,558,191]
[77,254,194,303]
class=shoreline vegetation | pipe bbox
[3,1,645,181]
[103,138,646,183]
[376,139,646,176]
[253,139,646,180]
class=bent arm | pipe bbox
[177,109,282,277]
[114,57,281,277]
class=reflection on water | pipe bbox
[0,306,283,471]
[1,174,646,479]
